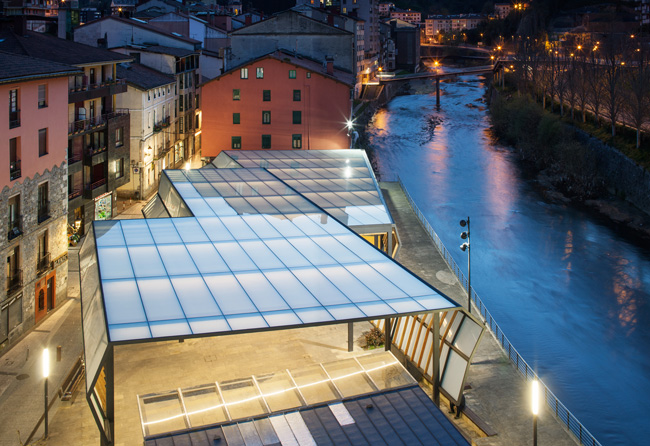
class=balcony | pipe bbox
[9,110,20,129]
[68,79,128,103]
[68,189,83,200]
[153,117,171,133]
[86,145,107,157]
[10,160,21,181]
[37,205,50,224]
[68,109,129,136]
[6,270,23,296]
[37,253,51,276]
[68,151,83,164]
[7,221,22,241]
[84,178,107,199]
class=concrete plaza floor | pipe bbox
[0,182,579,446]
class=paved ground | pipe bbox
[0,182,579,446]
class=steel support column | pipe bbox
[348,322,354,352]
[384,318,392,352]
[432,312,440,406]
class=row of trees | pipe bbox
[508,36,650,148]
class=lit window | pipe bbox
[240,68,248,79]
[38,85,47,108]
[232,136,242,149]
[233,89,240,100]
[292,134,302,149]
[262,111,271,124]
[306,72,311,78]
[256,67,264,79]
[289,69,296,79]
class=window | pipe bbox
[147,91,151,101]
[195,93,200,108]
[37,182,49,223]
[256,67,264,79]
[179,97,184,112]
[9,89,19,128]
[289,69,297,79]
[233,89,240,100]
[262,111,271,124]
[38,128,48,156]
[233,113,240,124]
[38,84,47,108]
[307,72,311,78]
[292,134,302,149]
[232,136,242,149]
[8,195,20,240]
[9,137,20,181]
[116,128,124,147]
[115,158,124,179]
[263,90,271,101]
[292,111,302,124]
[262,134,271,149]
[37,231,48,271]
[293,90,301,101]
[240,68,248,79]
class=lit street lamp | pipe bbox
[459,217,471,314]
[532,379,540,446]
[43,348,49,439]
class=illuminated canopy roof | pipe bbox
[211,150,394,229]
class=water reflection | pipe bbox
[367,76,650,446]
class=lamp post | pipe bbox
[43,348,49,439]
[459,217,471,314]
[532,379,539,446]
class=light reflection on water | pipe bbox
[367,76,650,446]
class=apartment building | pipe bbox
[201,51,353,157]
[425,14,486,38]
[0,22,132,238]
[115,63,176,200]
[390,8,421,24]
[0,52,78,351]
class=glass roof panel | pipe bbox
[183,198,216,217]
[262,270,321,309]
[262,310,301,328]
[187,316,231,334]
[287,237,335,266]
[241,215,281,239]
[136,277,185,321]
[239,240,284,270]
[102,279,146,325]
[290,268,350,306]
[171,218,209,243]
[108,322,151,342]
[235,271,289,312]
[120,219,154,245]
[263,216,305,238]
[221,216,258,240]
[94,220,125,246]
[96,246,133,280]
[147,219,182,244]
[128,245,166,278]
[263,239,311,268]
[204,197,238,216]
[344,264,407,300]
[202,274,257,315]
[157,244,199,276]
[149,319,192,338]
[317,266,378,303]
[196,217,235,242]
[214,241,257,272]
[170,276,222,318]
[185,243,229,274]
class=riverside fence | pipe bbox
[396,177,602,446]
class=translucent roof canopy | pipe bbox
[211,150,393,229]
[89,212,457,344]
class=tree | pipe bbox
[601,37,625,137]
[623,45,650,148]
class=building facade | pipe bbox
[113,46,201,170]
[0,53,78,352]
[390,8,421,24]
[115,63,176,200]
[425,14,486,39]
[201,52,353,158]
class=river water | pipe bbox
[367,74,650,445]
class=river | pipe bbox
[366,73,650,446]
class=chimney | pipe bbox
[245,14,252,26]
[326,56,334,75]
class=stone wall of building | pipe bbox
[0,161,69,352]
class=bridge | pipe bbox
[363,65,496,104]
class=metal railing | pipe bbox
[7,220,22,241]
[10,160,21,181]
[68,189,82,200]
[69,78,125,94]
[37,206,50,224]
[68,109,129,134]
[9,110,20,128]
[396,176,602,446]
[37,252,51,274]
[87,178,107,190]
[6,270,23,295]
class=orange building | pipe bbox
[201,51,354,157]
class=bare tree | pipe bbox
[623,45,650,148]
[602,37,625,137]
[586,48,606,126]
[574,50,591,123]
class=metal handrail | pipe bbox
[396,176,602,446]
[37,252,51,274]
[10,160,21,181]
[87,178,107,190]
[6,269,23,295]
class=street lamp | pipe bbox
[532,379,539,446]
[43,348,50,439]
[459,217,471,314]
